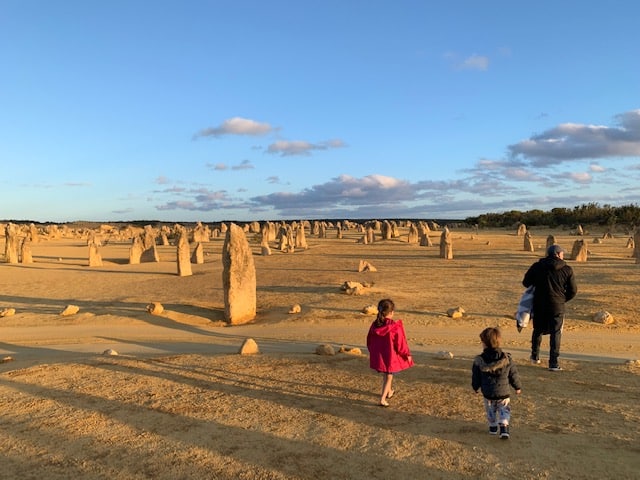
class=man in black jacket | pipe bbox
[523,244,578,371]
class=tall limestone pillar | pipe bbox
[440,227,453,259]
[524,231,535,252]
[88,241,103,267]
[176,227,192,277]
[20,237,34,264]
[571,239,588,262]
[222,223,256,325]
[4,223,19,264]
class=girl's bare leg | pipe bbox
[380,373,394,405]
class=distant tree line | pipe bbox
[465,203,640,229]
[5,203,640,230]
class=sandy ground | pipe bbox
[1,225,639,479]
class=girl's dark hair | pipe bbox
[479,327,502,349]
[375,299,395,327]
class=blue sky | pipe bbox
[2,1,639,223]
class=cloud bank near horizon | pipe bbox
[149,110,640,219]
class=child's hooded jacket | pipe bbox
[472,348,522,400]
[367,318,414,373]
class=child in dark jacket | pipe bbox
[472,327,522,439]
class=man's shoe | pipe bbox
[489,426,498,435]
[499,425,510,439]
[530,357,541,365]
[548,366,563,372]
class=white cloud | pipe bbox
[206,161,253,171]
[231,160,254,170]
[503,167,540,181]
[266,138,346,156]
[267,140,315,156]
[508,109,640,166]
[568,172,592,184]
[459,54,489,71]
[194,117,275,139]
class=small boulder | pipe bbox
[435,351,454,360]
[0,308,16,317]
[146,302,164,315]
[362,305,378,315]
[338,346,363,355]
[102,349,119,356]
[340,281,372,295]
[60,305,80,316]
[315,344,335,356]
[288,304,302,314]
[357,260,377,272]
[446,307,465,319]
[593,310,614,325]
[239,338,260,355]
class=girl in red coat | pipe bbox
[366,298,414,406]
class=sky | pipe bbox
[2,1,639,223]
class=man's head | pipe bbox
[547,244,565,259]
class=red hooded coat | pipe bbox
[366,318,414,373]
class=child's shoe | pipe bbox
[489,426,498,435]
[499,425,510,439]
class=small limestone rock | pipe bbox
[288,304,302,314]
[357,260,377,272]
[146,302,164,315]
[593,310,614,325]
[315,344,335,356]
[338,346,362,355]
[435,351,454,360]
[60,305,80,316]
[102,349,119,356]
[362,305,378,315]
[1,356,14,363]
[446,307,465,319]
[340,281,371,295]
[0,308,16,317]
[239,338,260,355]
[625,359,640,366]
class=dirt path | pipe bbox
[2,320,637,365]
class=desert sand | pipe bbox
[1,225,639,479]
